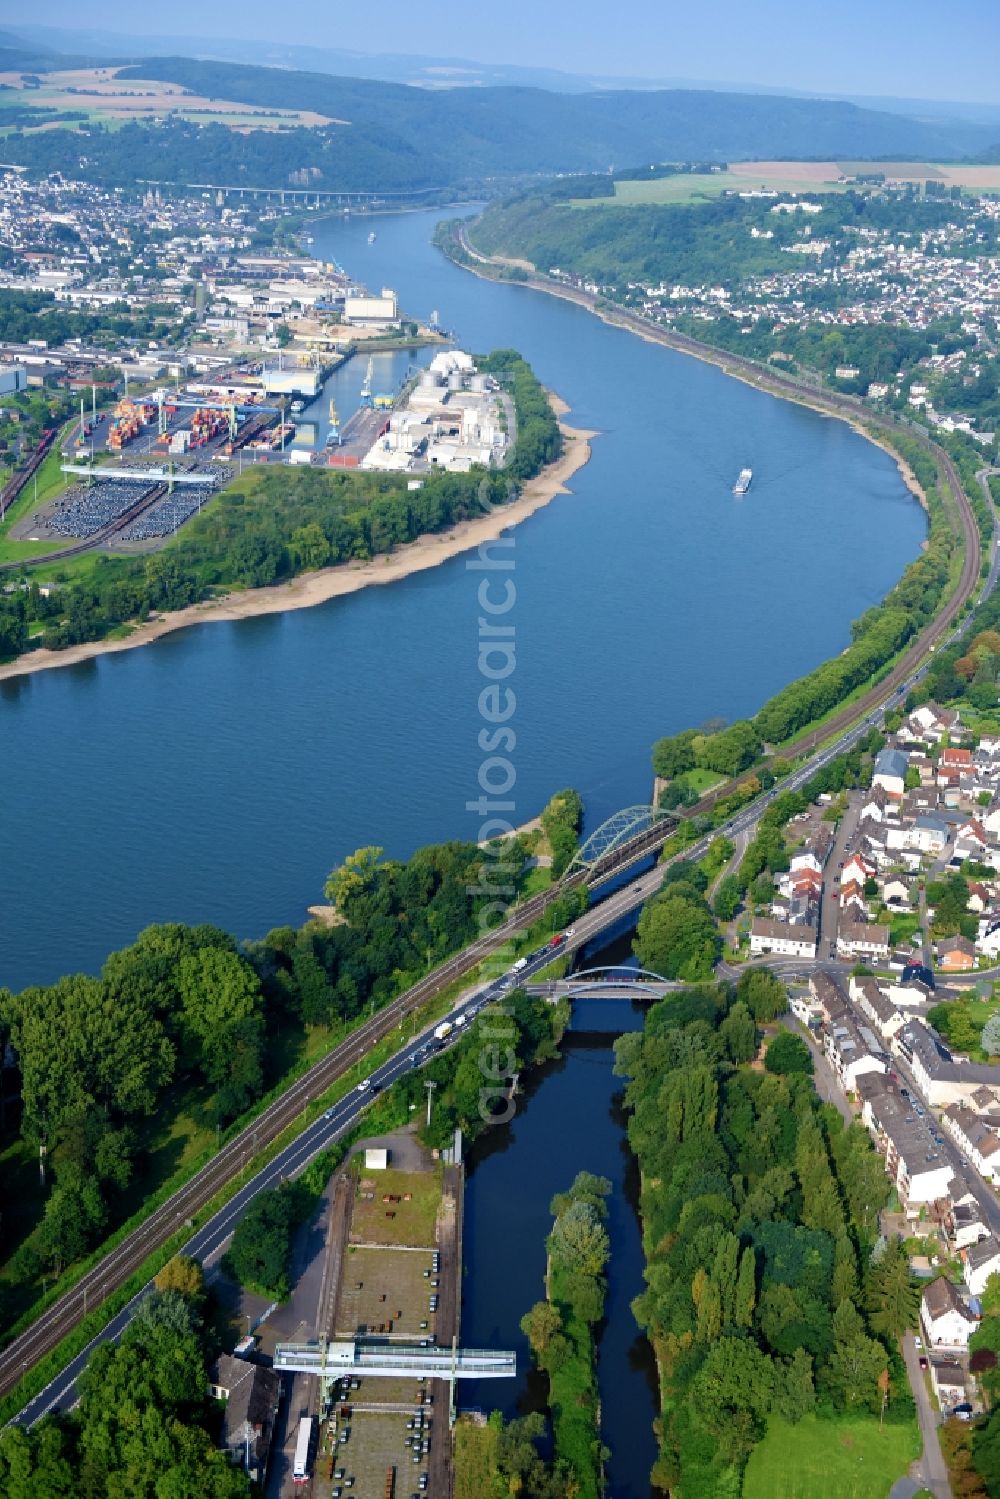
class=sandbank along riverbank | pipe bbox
[0,403,594,684]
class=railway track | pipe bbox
[0,826,669,1402]
[0,482,171,572]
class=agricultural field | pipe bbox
[0,68,333,131]
[573,158,1000,208]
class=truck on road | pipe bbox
[293,1416,313,1484]
[433,1021,454,1042]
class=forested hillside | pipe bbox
[2,53,992,190]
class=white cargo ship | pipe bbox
[733,467,753,495]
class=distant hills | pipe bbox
[12,24,1000,130]
[115,58,1000,168]
[1,48,998,194]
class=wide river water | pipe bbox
[1,205,928,1492]
[1,204,924,991]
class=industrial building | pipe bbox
[344,288,399,327]
[361,351,511,475]
[0,363,27,395]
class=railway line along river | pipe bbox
[2,203,923,993]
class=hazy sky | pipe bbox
[17,0,1000,103]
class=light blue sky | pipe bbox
[16,0,1000,103]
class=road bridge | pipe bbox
[527,965,674,1000]
[138,180,445,208]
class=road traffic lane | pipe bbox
[901,1332,951,1499]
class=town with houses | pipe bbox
[551,182,1000,451]
[749,697,1000,1424]
[0,170,420,386]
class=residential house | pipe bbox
[938,935,977,973]
[963,1235,1000,1297]
[968,882,992,914]
[858,1075,954,1208]
[955,819,989,863]
[789,991,824,1029]
[208,1354,281,1487]
[849,975,906,1040]
[896,1020,1000,1107]
[842,853,875,889]
[982,801,1000,841]
[948,1193,992,1251]
[929,1357,970,1414]
[881,874,914,909]
[860,786,894,823]
[977,918,1000,961]
[839,879,868,920]
[837,920,890,962]
[749,918,817,959]
[886,977,934,1009]
[970,1085,1000,1120]
[810,971,849,1020]
[824,1013,887,1092]
[886,815,949,856]
[873,747,910,799]
[920,1276,978,1350]
[943,747,974,773]
[942,1104,1000,1185]
[905,704,959,744]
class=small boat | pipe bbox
[733,467,752,496]
[290,399,305,414]
[368,230,377,245]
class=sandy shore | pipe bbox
[457,233,930,514]
[0,408,595,683]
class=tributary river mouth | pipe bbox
[2,204,926,1493]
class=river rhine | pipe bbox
[2,204,927,1492]
[1,204,924,991]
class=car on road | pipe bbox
[324,1108,335,1119]
[357,1078,372,1093]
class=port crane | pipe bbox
[359,356,375,409]
[154,394,281,440]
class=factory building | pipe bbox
[361,351,509,475]
[0,363,28,395]
[344,288,399,327]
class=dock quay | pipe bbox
[260,1132,496,1498]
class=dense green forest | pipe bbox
[0,350,561,663]
[0,1273,250,1497]
[2,53,993,190]
[614,980,915,1494]
[0,828,559,1336]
